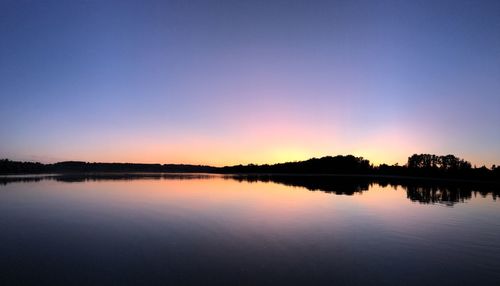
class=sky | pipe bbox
[1,0,499,167]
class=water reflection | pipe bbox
[1,173,500,286]
[230,174,370,195]
[0,173,212,184]
[231,175,499,206]
[1,173,498,205]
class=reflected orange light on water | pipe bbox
[13,175,500,241]
[45,177,446,225]
[42,177,344,231]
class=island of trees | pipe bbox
[1,154,499,181]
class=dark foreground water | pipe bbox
[1,174,499,286]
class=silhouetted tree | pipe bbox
[407,154,471,170]
[220,155,372,174]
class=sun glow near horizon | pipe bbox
[5,117,492,167]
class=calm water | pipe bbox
[1,174,499,286]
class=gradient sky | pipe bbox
[1,0,499,166]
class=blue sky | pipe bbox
[1,0,499,166]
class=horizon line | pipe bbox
[2,153,497,169]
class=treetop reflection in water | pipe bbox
[230,174,500,206]
[1,173,498,205]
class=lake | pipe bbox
[1,174,499,285]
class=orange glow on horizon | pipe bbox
[27,119,493,167]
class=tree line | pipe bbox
[1,154,499,181]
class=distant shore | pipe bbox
[1,154,499,182]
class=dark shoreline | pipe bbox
[2,154,499,182]
[1,172,499,185]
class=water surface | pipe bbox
[1,174,499,285]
